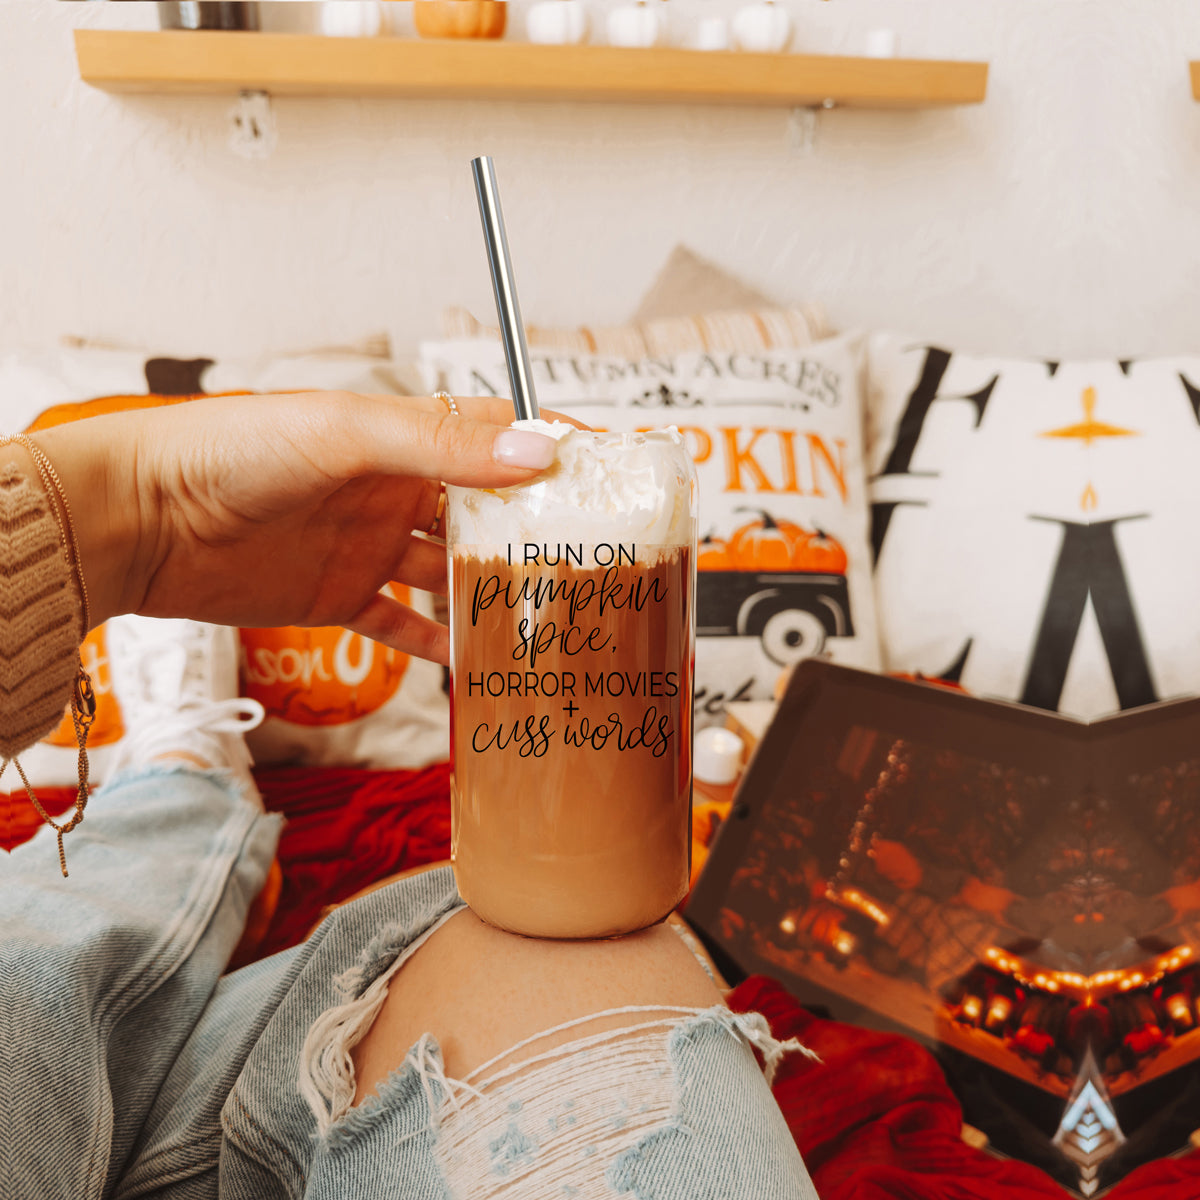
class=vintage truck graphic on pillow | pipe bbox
[695,508,854,666]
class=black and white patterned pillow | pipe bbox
[867,333,1200,719]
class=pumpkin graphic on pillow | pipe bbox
[727,508,850,575]
[697,532,735,572]
[697,509,854,667]
[238,591,413,727]
[25,391,229,431]
[25,358,251,431]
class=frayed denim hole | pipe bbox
[666,1007,819,1084]
[333,893,465,1000]
[300,906,466,1135]
[431,1011,707,1200]
[488,1122,538,1177]
[316,1056,434,1156]
[605,1016,725,1200]
[607,1007,817,1198]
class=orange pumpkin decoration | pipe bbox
[793,528,848,574]
[697,530,734,572]
[45,625,125,747]
[413,1,507,38]
[727,508,812,571]
[239,587,413,726]
[27,390,253,432]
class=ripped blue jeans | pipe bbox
[1,767,819,1200]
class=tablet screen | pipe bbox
[685,660,1200,1194]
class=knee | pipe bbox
[353,908,723,1092]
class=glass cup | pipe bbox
[447,424,698,939]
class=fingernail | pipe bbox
[493,430,557,469]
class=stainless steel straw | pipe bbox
[471,156,540,422]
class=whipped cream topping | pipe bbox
[447,421,696,553]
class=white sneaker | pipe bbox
[104,616,265,799]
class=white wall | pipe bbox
[2,0,1199,364]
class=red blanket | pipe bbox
[728,974,1066,1199]
[253,763,453,956]
[1,784,78,852]
[8,771,1200,1198]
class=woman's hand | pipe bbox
[33,391,560,665]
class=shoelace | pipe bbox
[111,696,266,776]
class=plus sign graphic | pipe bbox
[563,701,579,718]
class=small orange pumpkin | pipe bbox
[727,508,810,571]
[413,1,507,38]
[697,530,734,572]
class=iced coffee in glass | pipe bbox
[447,424,697,939]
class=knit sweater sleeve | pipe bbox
[0,460,84,761]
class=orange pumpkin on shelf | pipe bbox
[727,509,812,572]
[413,1,507,38]
[697,531,735,572]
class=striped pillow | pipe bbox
[441,302,830,360]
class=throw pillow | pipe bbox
[421,332,880,719]
[1,343,446,781]
[633,245,778,323]
[439,244,829,357]
[239,586,449,769]
[867,333,1200,719]
[440,299,828,361]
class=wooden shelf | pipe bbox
[75,30,988,109]
[1191,61,1200,99]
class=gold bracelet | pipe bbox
[7,434,91,634]
[0,434,96,876]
